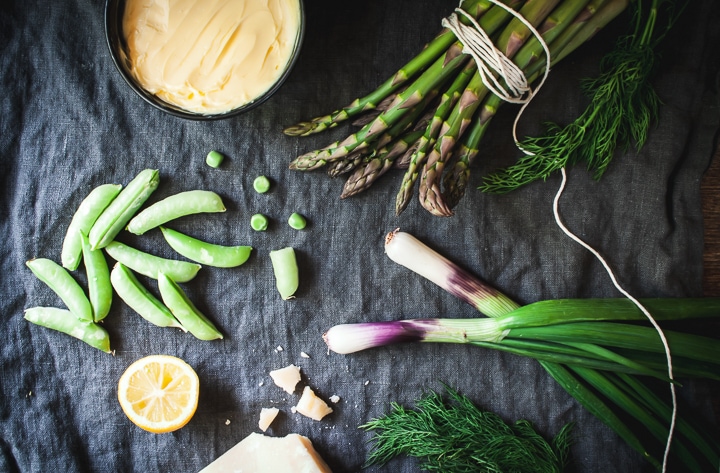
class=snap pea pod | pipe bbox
[126,190,226,235]
[157,272,223,340]
[104,241,201,282]
[269,247,299,300]
[160,227,252,268]
[61,183,122,270]
[24,307,111,353]
[81,232,112,322]
[110,263,184,330]
[26,258,93,322]
[89,169,160,249]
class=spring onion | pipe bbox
[323,230,720,471]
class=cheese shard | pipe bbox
[295,386,333,421]
[258,407,279,432]
[199,432,333,473]
[269,364,302,394]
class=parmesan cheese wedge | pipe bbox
[199,432,333,473]
[258,407,279,432]
[295,386,333,421]
[269,364,301,394]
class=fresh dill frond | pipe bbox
[480,0,684,194]
[361,386,573,473]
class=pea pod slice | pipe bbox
[89,169,160,249]
[269,247,299,300]
[61,183,122,270]
[104,241,201,283]
[24,307,111,353]
[157,272,223,341]
[81,232,112,322]
[160,227,252,268]
[126,190,226,235]
[110,263,184,330]
[26,258,93,322]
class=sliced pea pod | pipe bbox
[104,241,201,283]
[110,263,184,330]
[24,307,111,353]
[61,183,122,270]
[269,247,299,300]
[160,226,252,268]
[81,232,112,322]
[88,169,160,249]
[26,258,93,322]
[126,190,226,235]
[157,272,223,341]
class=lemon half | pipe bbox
[117,354,199,433]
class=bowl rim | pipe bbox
[103,0,306,121]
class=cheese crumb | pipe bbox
[269,364,302,394]
[295,386,333,421]
[329,395,340,404]
[258,407,279,432]
[300,351,310,359]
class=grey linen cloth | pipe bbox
[1,0,719,472]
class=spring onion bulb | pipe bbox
[384,229,519,317]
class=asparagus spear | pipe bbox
[395,61,478,215]
[341,129,425,198]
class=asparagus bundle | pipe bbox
[285,0,631,216]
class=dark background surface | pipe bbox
[1,1,719,472]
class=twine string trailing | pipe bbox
[444,1,677,470]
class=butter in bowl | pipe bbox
[105,0,305,119]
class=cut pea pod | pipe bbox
[24,307,111,353]
[160,227,252,268]
[26,258,93,322]
[88,169,160,250]
[110,263,184,330]
[157,272,223,341]
[104,241,201,283]
[81,232,112,322]
[61,183,122,270]
[269,247,299,300]
[126,190,226,235]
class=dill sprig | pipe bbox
[361,386,573,472]
[481,0,685,194]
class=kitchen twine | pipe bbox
[444,1,677,470]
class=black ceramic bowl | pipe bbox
[104,0,305,120]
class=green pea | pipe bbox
[61,183,122,270]
[287,212,307,230]
[269,247,299,300]
[80,232,113,322]
[104,241,201,283]
[157,272,223,341]
[24,307,111,353]
[127,189,226,235]
[160,227,252,268]
[110,263,184,330]
[89,169,160,250]
[253,175,271,194]
[206,150,224,168]
[26,258,93,322]
[251,213,269,232]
